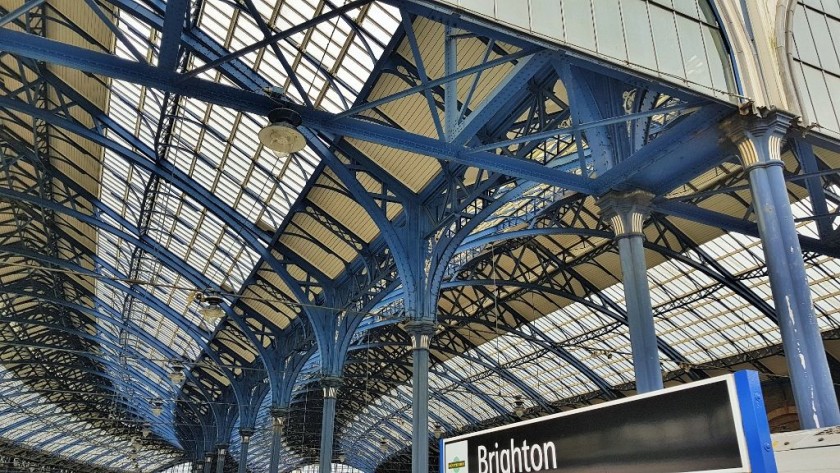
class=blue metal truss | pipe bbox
[4,0,825,471]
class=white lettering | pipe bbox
[510,439,523,473]
[473,437,558,473]
[530,442,543,471]
[499,447,510,473]
[490,449,497,473]
[521,440,531,473]
[542,442,557,470]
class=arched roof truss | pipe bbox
[3,1,840,472]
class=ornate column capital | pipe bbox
[597,190,654,239]
[269,406,288,421]
[320,376,343,399]
[404,320,436,350]
[721,109,796,169]
[239,428,255,443]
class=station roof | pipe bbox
[0,1,840,472]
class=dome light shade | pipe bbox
[194,290,225,322]
[513,395,525,417]
[259,108,305,155]
[169,362,186,384]
[198,304,224,321]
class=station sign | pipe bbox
[440,371,776,473]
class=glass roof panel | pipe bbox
[0,364,178,470]
[346,191,840,448]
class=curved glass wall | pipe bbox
[441,0,738,100]
[789,0,840,137]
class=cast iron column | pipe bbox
[238,429,254,473]
[215,445,227,473]
[204,452,213,473]
[725,112,840,428]
[599,190,663,392]
[319,377,342,473]
[406,320,436,473]
[268,407,287,473]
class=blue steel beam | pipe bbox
[3,138,308,383]
[434,344,551,409]
[1,69,349,351]
[101,0,264,91]
[1,2,748,468]
[467,102,702,154]
[650,218,779,323]
[174,0,373,82]
[441,276,683,366]
[593,106,733,195]
[653,200,840,259]
[0,0,45,27]
[158,0,190,71]
[790,138,833,239]
[0,89,329,353]
[0,288,200,396]
[440,281,622,395]
[305,131,412,293]
[0,29,596,193]
[0,245,242,383]
[335,48,539,121]
[399,11,444,139]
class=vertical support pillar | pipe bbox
[204,452,213,473]
[444,25,458,139]
[215,445,227,473]
[268,407,287,473]
[599,190,663,393]
[406,320,436,473]
[319,377,342,473]
[725,112,840,428]
[238,429,254,473]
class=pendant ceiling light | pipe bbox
[259,108,306,157]
[194,290,225,321]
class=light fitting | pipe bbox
[259,108,305,156]
[169,362,186,384]
[194,290,225,321]
[433,423,444,439]
[513,395,525,418]
[150,398,163,417]
[141,423,151,438]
